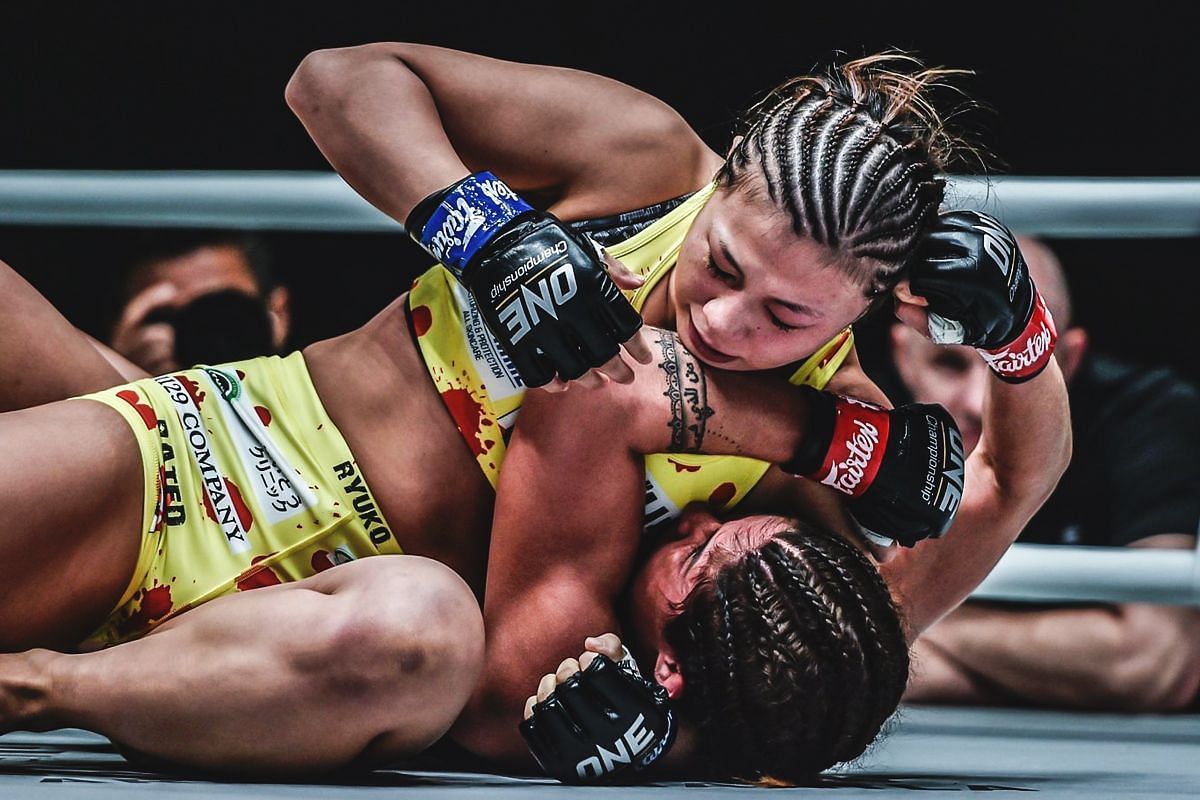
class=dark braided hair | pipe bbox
[716,52,978,300]
[661,522,909,783]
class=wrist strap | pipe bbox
[814,397,891,497]
[784,387,836,476]
[980,292,1057,383]
[405,171,534,277]
[785,391,891,498]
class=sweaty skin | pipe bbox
[0,46,1073,775]
[0,255,1068,773]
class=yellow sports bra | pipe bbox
[407,183,854,529]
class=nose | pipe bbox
[699,295,749,344]
[674,502,722,542]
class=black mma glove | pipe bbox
[783,390,966,547]
[910,210,1057,383]
[406,171,643,387]
[520,652,676,784]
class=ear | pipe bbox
[266,286,291,349]
[654,649,686,700]
[725,134,744,159]
[1055,326,1088,384]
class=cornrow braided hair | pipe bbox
[660,522,909,784]
[716,51,980,299]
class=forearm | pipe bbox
[906,636,1006,705]
[614,329,815,461]
[975,362,1072,511]
[919,603,1133,708]
[881,360,1071,635]
[288,43,707,228]
[287,43,469,222]
[461,373,633,763]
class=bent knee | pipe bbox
[316,557,484,749]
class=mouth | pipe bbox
[686,318,737,364]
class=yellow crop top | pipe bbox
[407,183,854,529]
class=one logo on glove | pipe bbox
[969,214,1018,287]
[574,714,660,781]
[497,262,579,345]
[490,241,568,300]
[981,320,1053,374]
[427,199,487,263]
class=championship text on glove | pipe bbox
[783,388,965,547]
[407,171,643,387]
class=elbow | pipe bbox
[286,47,343,120]
[285,43,401,120]
[1095,623,1200,712]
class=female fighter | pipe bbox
[0,48,1069,782]
[0,304,1067,782]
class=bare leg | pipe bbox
[1,556,484,776]
[0,259,130,411]
[0,400,144,650]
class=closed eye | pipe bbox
[767,309,798,332]
[705,254,736,285]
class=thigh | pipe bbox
[0,399,144,651]
[92,556,485,774]
[0,260,128,412]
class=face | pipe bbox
[890,325,987,453]
[667,179,875,371]
[115,245,288,374]
[127,245,262,305]
[626,504,801,657]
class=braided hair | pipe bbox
[716,52,978,300]
[660,523,909,783]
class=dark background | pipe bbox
[1,1,1196,381]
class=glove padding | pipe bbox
[407,172,642,387]
[520,653,676,784]
[471,213,643,386]
[909,210,1056,382]
[847,402,966,546]
[784,390,966,547]
[910,210,1034,349]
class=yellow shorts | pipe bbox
[78,352,401,648]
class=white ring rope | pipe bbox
[1,170,1197,605]
[1,171,1199,237]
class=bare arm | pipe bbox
[0,259,132,411]
[878,360,1072,636]
[825,344,893,408]
[452,329,821,764]
[908,534,1200,711]
[286,43,715,225]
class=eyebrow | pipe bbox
[717,238,822,319]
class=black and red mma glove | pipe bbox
[783,390,966,548]
[909,210,1057,383]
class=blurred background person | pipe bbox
[882,235,1200,711]
[107,231,291,374]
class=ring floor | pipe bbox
[3,705,1198,799]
